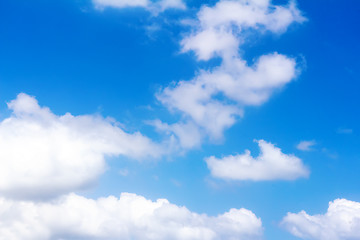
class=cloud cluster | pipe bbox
[0,94,263,239]
[156,0,306,148]
[0,93,163,199]
[93,0,186,13]
[282,198,360,240]
[206,140,309,181]
[0,192,263,240]
[0,1,311,239]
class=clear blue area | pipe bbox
[0,0,359,239]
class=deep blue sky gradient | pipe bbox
[1,0,359,239]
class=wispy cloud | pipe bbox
[337,127,353,134]
[296,140,317,151]
[92,0,186,14]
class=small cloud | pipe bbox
[171,179,182,187]
[205,140,309,181]
[144,23,161,40]
[118,168,129,177]
[337,128,353,134]
[296,140,316,151]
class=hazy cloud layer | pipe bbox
[0,93,163,199]
[0,192,262,240]
[206,140,309,181]
[282,198,360,240]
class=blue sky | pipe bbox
[0,0,359,239]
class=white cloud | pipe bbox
[158,53,297,141]
[0,192,263,240]
[181,0,306,61]
[282,198,360,240]
[205,140,309,181]
[93,0,186,13]
[0,93,163,199]
[296,140,316,151]
[157,0,305,144]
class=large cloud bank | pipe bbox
[282,198,360,240]
[0,192,262,240]
[0,93,163,199]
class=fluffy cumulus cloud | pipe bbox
[156,0,306,147]
[158,53,296,141]
[181,0,306,60]
[0,192,263,240]
[282,198,360,240]
[0,93,163,199]
[205,140,309,181]
[92,0,186,13]
[296,140,316,151]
